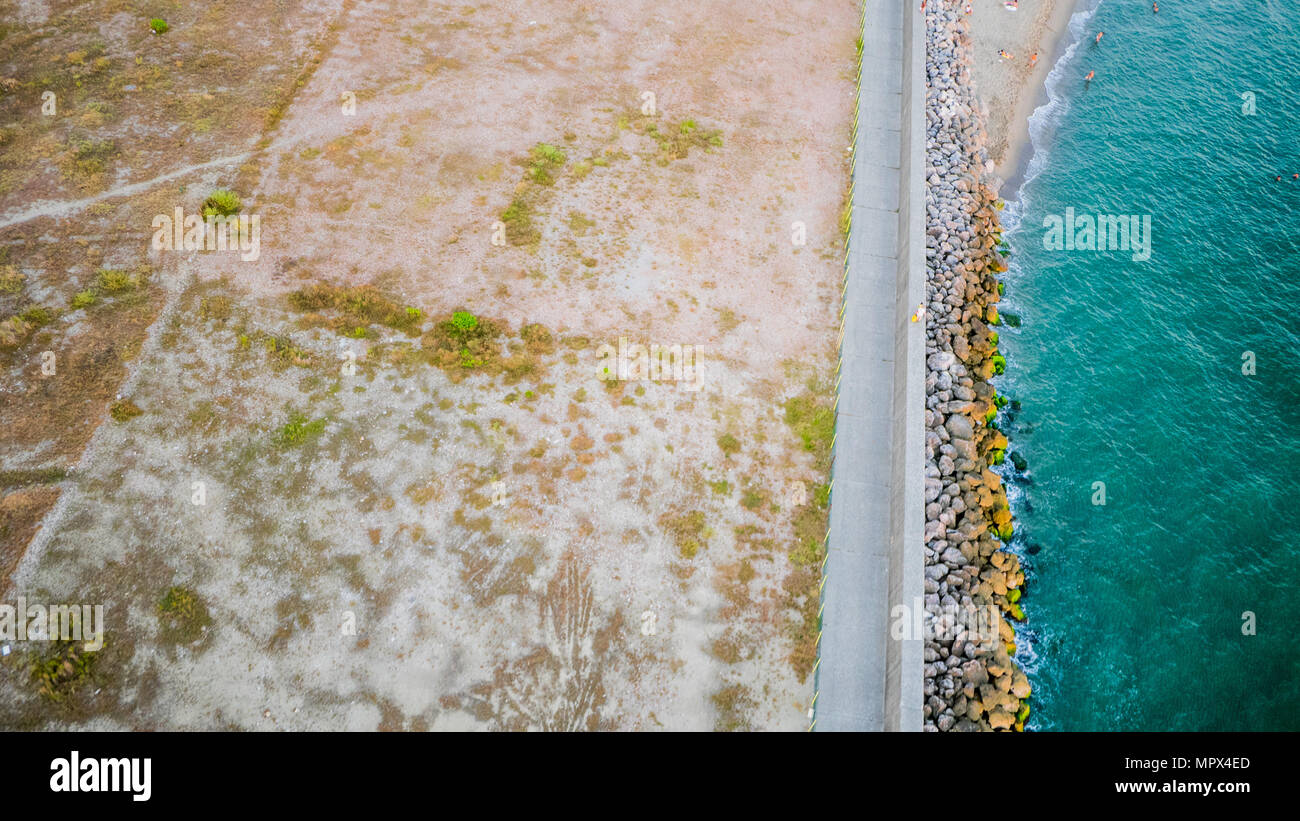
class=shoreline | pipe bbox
[966,0,1089,199]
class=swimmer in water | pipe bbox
[1095,31,1104,44]
[1153,3,1159,12]
[1085,70,1095,82]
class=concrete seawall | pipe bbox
[813,0,923,732]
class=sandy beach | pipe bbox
[965,0,1081,195]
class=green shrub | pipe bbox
[95,268,136,293]
[19,305,51,325]
[202,188,242,219]
[451,310,478,335]
[527,143,566,185]
[71,290,96,309]
[149,18,168,34]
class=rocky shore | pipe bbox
[922,1,1030,732]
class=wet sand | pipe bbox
[966,0,1081,196]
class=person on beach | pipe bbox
[999,49,1014,61]
[1029,52,1039,67]
[911,303,927,323]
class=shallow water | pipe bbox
[1001,0,1300,730]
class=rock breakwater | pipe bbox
[922,1,1029,733]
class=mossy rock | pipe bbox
[1006,587,1021,604]
[1000,311,1022,328]
[1008,602,1025,622]
[991,354,1007,375]
[1009,451,1028,472]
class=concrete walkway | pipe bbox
[813,0,923,732]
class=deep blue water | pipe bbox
[1000,0,1300,730]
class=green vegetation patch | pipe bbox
[63,136,117,186]
[634,116,724,165]
[157,585,212,644]
[273,410,327,448]
[526,142,566,185]
[96,268,139,293]
[660,509,709,559]
[0,265,23,294]
[717,432,741,458]
[784,392,835,471]
[202,188,242,219]
[423,309,508,380]
[109,398,142,422]
[499,141,570,246]
[288,283,423,337]
[712,684,755,732]
[28,640,98,703]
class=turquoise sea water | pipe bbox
[1001,0,1300,730]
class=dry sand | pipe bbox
[965,0,1081,195]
